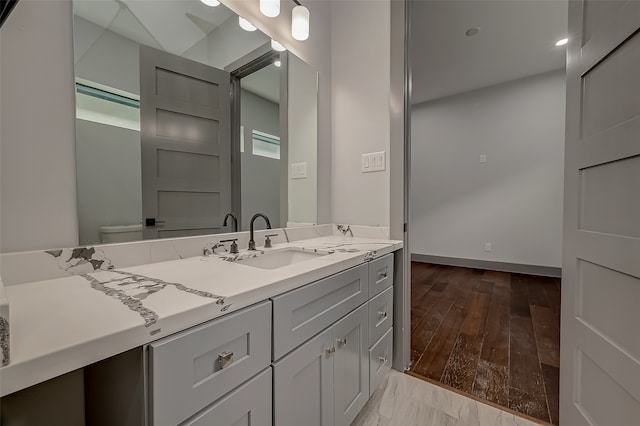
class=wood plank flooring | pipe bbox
[409,263,561,425]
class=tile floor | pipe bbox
[352,370,546,426]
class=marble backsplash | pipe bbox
[0,224,390,287]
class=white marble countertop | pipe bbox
[0,235,402,397]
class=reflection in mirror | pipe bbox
[240,63,281,231]
[72,0,318,244]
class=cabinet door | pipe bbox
[273,328,335,426]
[333,303,369,426]
[182,367,272,426]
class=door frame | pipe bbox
[226,44,287,231]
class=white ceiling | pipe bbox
[241,63,281,104]
[411,0,568,104]
[73,0,235,56]
[74,0,278,102]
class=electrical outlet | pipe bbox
[484,242,492,252]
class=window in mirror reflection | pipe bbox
[252,130,280,160]
[75,81,140,131]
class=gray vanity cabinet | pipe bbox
[273,303,369,426]
[333,303,370,426]
[182,367,272,426]
[148,301,272,426]
[272,328,335,426]
[271,263,368,360]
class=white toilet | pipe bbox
[99,224,143,243]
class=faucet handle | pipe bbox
[264,234,278,248]
[220,238,239,254]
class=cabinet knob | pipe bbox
[337,338,347,347]
[325,347,336,356]
[378,270,388,280]
[378,355,388,365]
[378,310,388,319]
[218,351,234,369]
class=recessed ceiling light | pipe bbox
[200,0,220,6]
[555,38,568,47]
[239,17,257,32]
[465,27,480,37]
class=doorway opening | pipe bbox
[408,1,567,423]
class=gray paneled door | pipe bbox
[140,46,231,239]
[561,1,640,425]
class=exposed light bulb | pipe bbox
[260,0,280,18]
[271,39,286,52]
[239,16,257,32]
[274,60,282,67]
[555,38,568,47]
[200,0,220,6]
[291,5,309,41]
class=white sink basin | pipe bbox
[236,248,325,270]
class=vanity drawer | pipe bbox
[368,253,394,298]
[368,285,393,346]
[182,367,272,426]
[272,263,368,360]
[369,327,393,397]
[148,301,271,426]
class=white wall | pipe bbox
[288,54,318,225]
[0,0,78,253]
[76,120,141,245]
[411,70,566,267]
[330,0,391,227]
[0,0,397,253]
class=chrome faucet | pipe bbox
[223,213,238,232]
[248,213,272,250]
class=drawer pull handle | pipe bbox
[378,311,388,319]
[379,356,388,365]
[218,351,234,369]
[378,270,388,280]
[337,338,347,347]
[325,347,336,356]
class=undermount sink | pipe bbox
[236,248,326,270]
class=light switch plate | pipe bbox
[290,162,308,179]
[362,151,386,173]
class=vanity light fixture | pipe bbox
[555,38,568,47]
[239,16,257,32]
[200,0,220,6]
[271,39,287,52]
[291,0,309,41]
[260,0,280,18]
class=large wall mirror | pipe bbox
[72,0,318,245]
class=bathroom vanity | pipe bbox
[0,225,402,425]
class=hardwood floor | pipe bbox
[409,263,561,425]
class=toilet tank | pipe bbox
[99,224,143,243]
